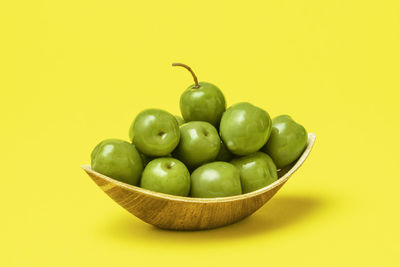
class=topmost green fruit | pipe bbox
[173,63,226,128]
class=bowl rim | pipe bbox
[82,133,316,203]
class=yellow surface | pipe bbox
[1,0,399,266]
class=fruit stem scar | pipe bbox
[172,63,200,89]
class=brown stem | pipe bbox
[172,63,200,88]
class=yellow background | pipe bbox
[1,0,399,266]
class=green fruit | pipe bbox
[174,121,220,170]
[262,115,307,168]
[215,140,234,162]
[174,115,185,126]
[191,162,242,198]
[231,152,278,193]
[129,109,180,157]
[220,102,272,155]
[173,63,226,127]
[91,139,143,185]
[140,158,190,197]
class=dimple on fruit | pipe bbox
[129,109,180,157]
[140,158,191,197]
[173,121,221,170]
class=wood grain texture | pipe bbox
[82,133,316,230]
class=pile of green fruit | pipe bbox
[91,63,308,198]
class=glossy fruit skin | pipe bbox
[174,115,185,126]
[215,140,234,162]
[91,140,104,166]
[262,115,307,169]
[180,82,226,127]
[220,102,272,156]
[140,158,190,197]
[191,162,242,198]
[231,152,278,193]
[91,139,143,185]
[129,109,180,157]
[174,121,220,170]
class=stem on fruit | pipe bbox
[172,63,200,89]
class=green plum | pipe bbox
[174,121,220,170]
[220,102,272,155]
[174,115,185,126]
[190,162,242,198]
[215,140,234,162]
[91,139,143,185]
[231,152,278,193]
[262,115,307,168]
[173,63,226,127]
[140,158,190,196]
[129,109,180,157]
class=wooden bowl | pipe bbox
[82,133,316,230]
